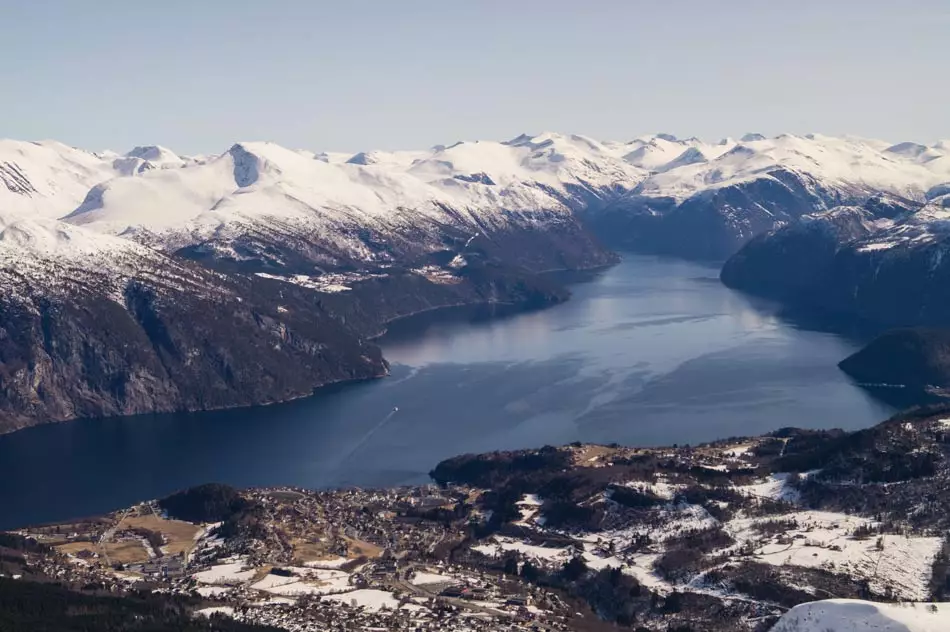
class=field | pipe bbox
[101,540,150,564]
[119,513,201,556]
[291,539,335,564]
[54,541,97,556]
[342,535,383,559]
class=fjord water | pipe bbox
[0,255,896,529]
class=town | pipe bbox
[6,409,950,631]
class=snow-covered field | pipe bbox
[249,567,352,596]
[192,559,256,585]
[323,589,400,612]
[723,511,942,600]
[196,585,232,597]
[410,570,455,585]
[302,555,350,569]
[734,473,804,503]
[771,599,950,632]
[472,536,573,565]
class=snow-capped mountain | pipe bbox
[1,132,629,432]
[0,140,200,220]
[7,131,949,271]
[0,140,121,219]
[0,204,393,433]
[60,133,638,274]
[584,133,950,259]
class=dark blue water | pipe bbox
[0,255,897,529]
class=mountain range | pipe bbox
[3,131,950,431]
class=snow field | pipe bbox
[722,511,942,601]
[192,559,256,584]
[771,599,950,632]
[323,589,400,612]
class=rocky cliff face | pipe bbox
[719,205,887,301]
[721,196,949,326]
[0,261,390,434]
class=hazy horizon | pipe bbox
[3,0,948,154]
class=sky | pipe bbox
[1,0,948,155]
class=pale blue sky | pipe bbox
[2,0,947,154]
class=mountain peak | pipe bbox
[125,145,181,163]
[503,133,535,146]
[346,151,377,165]
[227,143,264,187]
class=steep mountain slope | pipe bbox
[722,191,950,392]
[0,211,388,434]
[723,192,950,325]
[719,204,899,301]
[838,328,950,390]
[582,134,950,259]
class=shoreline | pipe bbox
[0,287,575,438]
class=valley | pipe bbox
[4,130,950,632]
[3,131,950,433]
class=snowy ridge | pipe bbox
[0,140,206,222]
[633,133,950,201]
[0,140,122,219]
[3,130,949,293]
[61,133,645,267]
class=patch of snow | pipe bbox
[196,606,235,618]
[472,537,573,566]
[620,479,682,500]
[772,599,950,632]
[193,560,256,585]
[303,556,350,569]
[587,502,719,547]
[323,589,400,612]
[410,571,454,585]
[253,580,325,596]
[735,473,802,503]
[195,585,232,597]
[723,511,941,600]
[724,445,753,458]
[858,241,900,252]
[250,573,300,591]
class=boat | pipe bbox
[392,406,399,412]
